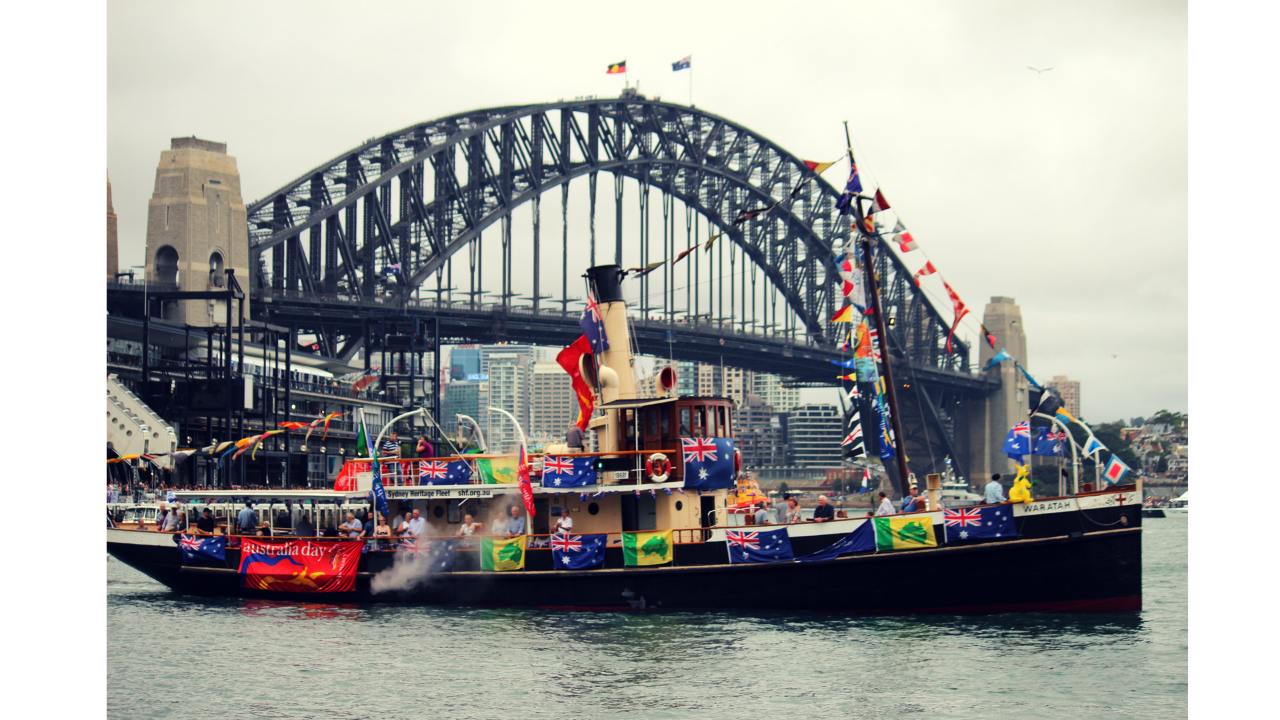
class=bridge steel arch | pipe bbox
[244,98,990,485]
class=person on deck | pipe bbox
[775,496,791,524]
[812,495,835,522]
[553,509,574,534]
[174,511,189,533]
[236,502,259,535]
[161,507,180,532]
[506,506,526,536]
[340,512,363,538]
[195,508,217,535]
[900,487,922,513]
[565,424,585,453]
[404,509,426,538]
[984,474,1008,504]
[875,492,895,516]
[389,507,406,538]
[380,431,401,460]
[294,512,315,538]
[785,497,802,524]
[753,502,770,526]
[416,436,434,459]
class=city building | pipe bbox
[736,394,785,468]
[1045,375,1081,419]
[450,346,482,381]
[107,173,119,279]
[785,404,843,467]
[530,361,576,438]
[482,351,532,452]
[748,371,801,413]
[143,137,250,326]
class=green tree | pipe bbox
[1156,455,1169,473]
[1149,410,1188,429]
[777,481,791,497]
[1030,465,1066,497]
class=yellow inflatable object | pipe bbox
[1008,464,1034,503]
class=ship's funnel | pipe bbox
[585,265,626,304]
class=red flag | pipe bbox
[942,278,968,353]
[556,335,596,431]
[803,159,835,174]
[980,323,998,349]
[869,189,891,214]
[914,261,937,285]
[278,421,309,430]
[898,232,918,252]
[353,374,378,391]
[671,244,698,267]
[518,445,536,517]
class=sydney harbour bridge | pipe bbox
[132,95,1001,482]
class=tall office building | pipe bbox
[737,394,785,468]
[143,137,250,326]
[1045,376,1081,419]
[748,372,801,413]
[530,362,576,437]
[482,351,532,452]
[450,346,482,381]
[785,404,843,467]
[672,360,745,403]
[107,173,119,279]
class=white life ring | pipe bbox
[646,453,670,482]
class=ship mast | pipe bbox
[843,122,912,492]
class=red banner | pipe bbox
[237,539,362,593]
[333,460,420,491]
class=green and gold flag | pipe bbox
[873,516,938,551]
[622,530,673,566]
[476,455,520,484]
[480,535,527,571]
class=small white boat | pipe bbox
[1164,490,1189,516]
[939,481,982,506]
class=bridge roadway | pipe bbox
[255,289,998,394]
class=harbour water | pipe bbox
[107,519,1186,719]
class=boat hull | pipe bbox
[108,526,1141,614]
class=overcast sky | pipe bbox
[104,0,1187,423]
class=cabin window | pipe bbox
[588,502,600,515]
[679,407,691,436]
[693,406,707,437]
[717,406,728,437]
[660,408,671,445]
[646,408,658,438]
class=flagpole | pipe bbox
[845,121,911,495]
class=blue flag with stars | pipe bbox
[943,506,1017,543]
[370,461,390,519]
[1032,426,1059,456]
[794,521,875,562]
[579,295,610,354]
[725,527,794,563]
[551,533,607,570]
[418,459,472,485]
[681,437,735,491]
[540,455,596,488]
[179,535,226,564]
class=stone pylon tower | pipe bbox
[143,137,249,326]
[107,172,118,280]
[961,296,1030,482]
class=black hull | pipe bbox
[108,525,1142,615]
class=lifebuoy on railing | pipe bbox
[646,453,671,482]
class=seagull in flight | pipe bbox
[1112,354,1119,359]
[1027,66,1053,74]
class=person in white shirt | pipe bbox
[983,474,1007,504]
[875,492,896,516]
[553,510,574,534]
[405,509,426,538]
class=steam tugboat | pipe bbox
[107,264,1142,613]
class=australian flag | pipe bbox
[834,164,864,215]
[419,459,472,485]
[795,521,875,562]
[943,506,1017,543]
[726,528,794,563]
[179,535,226,564]
[1032,426,1063,456]
[427,538,456,572]
[579,295,610,354]
[541,455,596,488]
[1002,421,1030,463]
[551,533,607,570]
[682,437,735,491]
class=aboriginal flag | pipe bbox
[607,61,627,74]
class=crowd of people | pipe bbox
[744,474,1017,525]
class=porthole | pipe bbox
[675,501,683,511]
[433,505,444,519]
[588,503,600,515]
